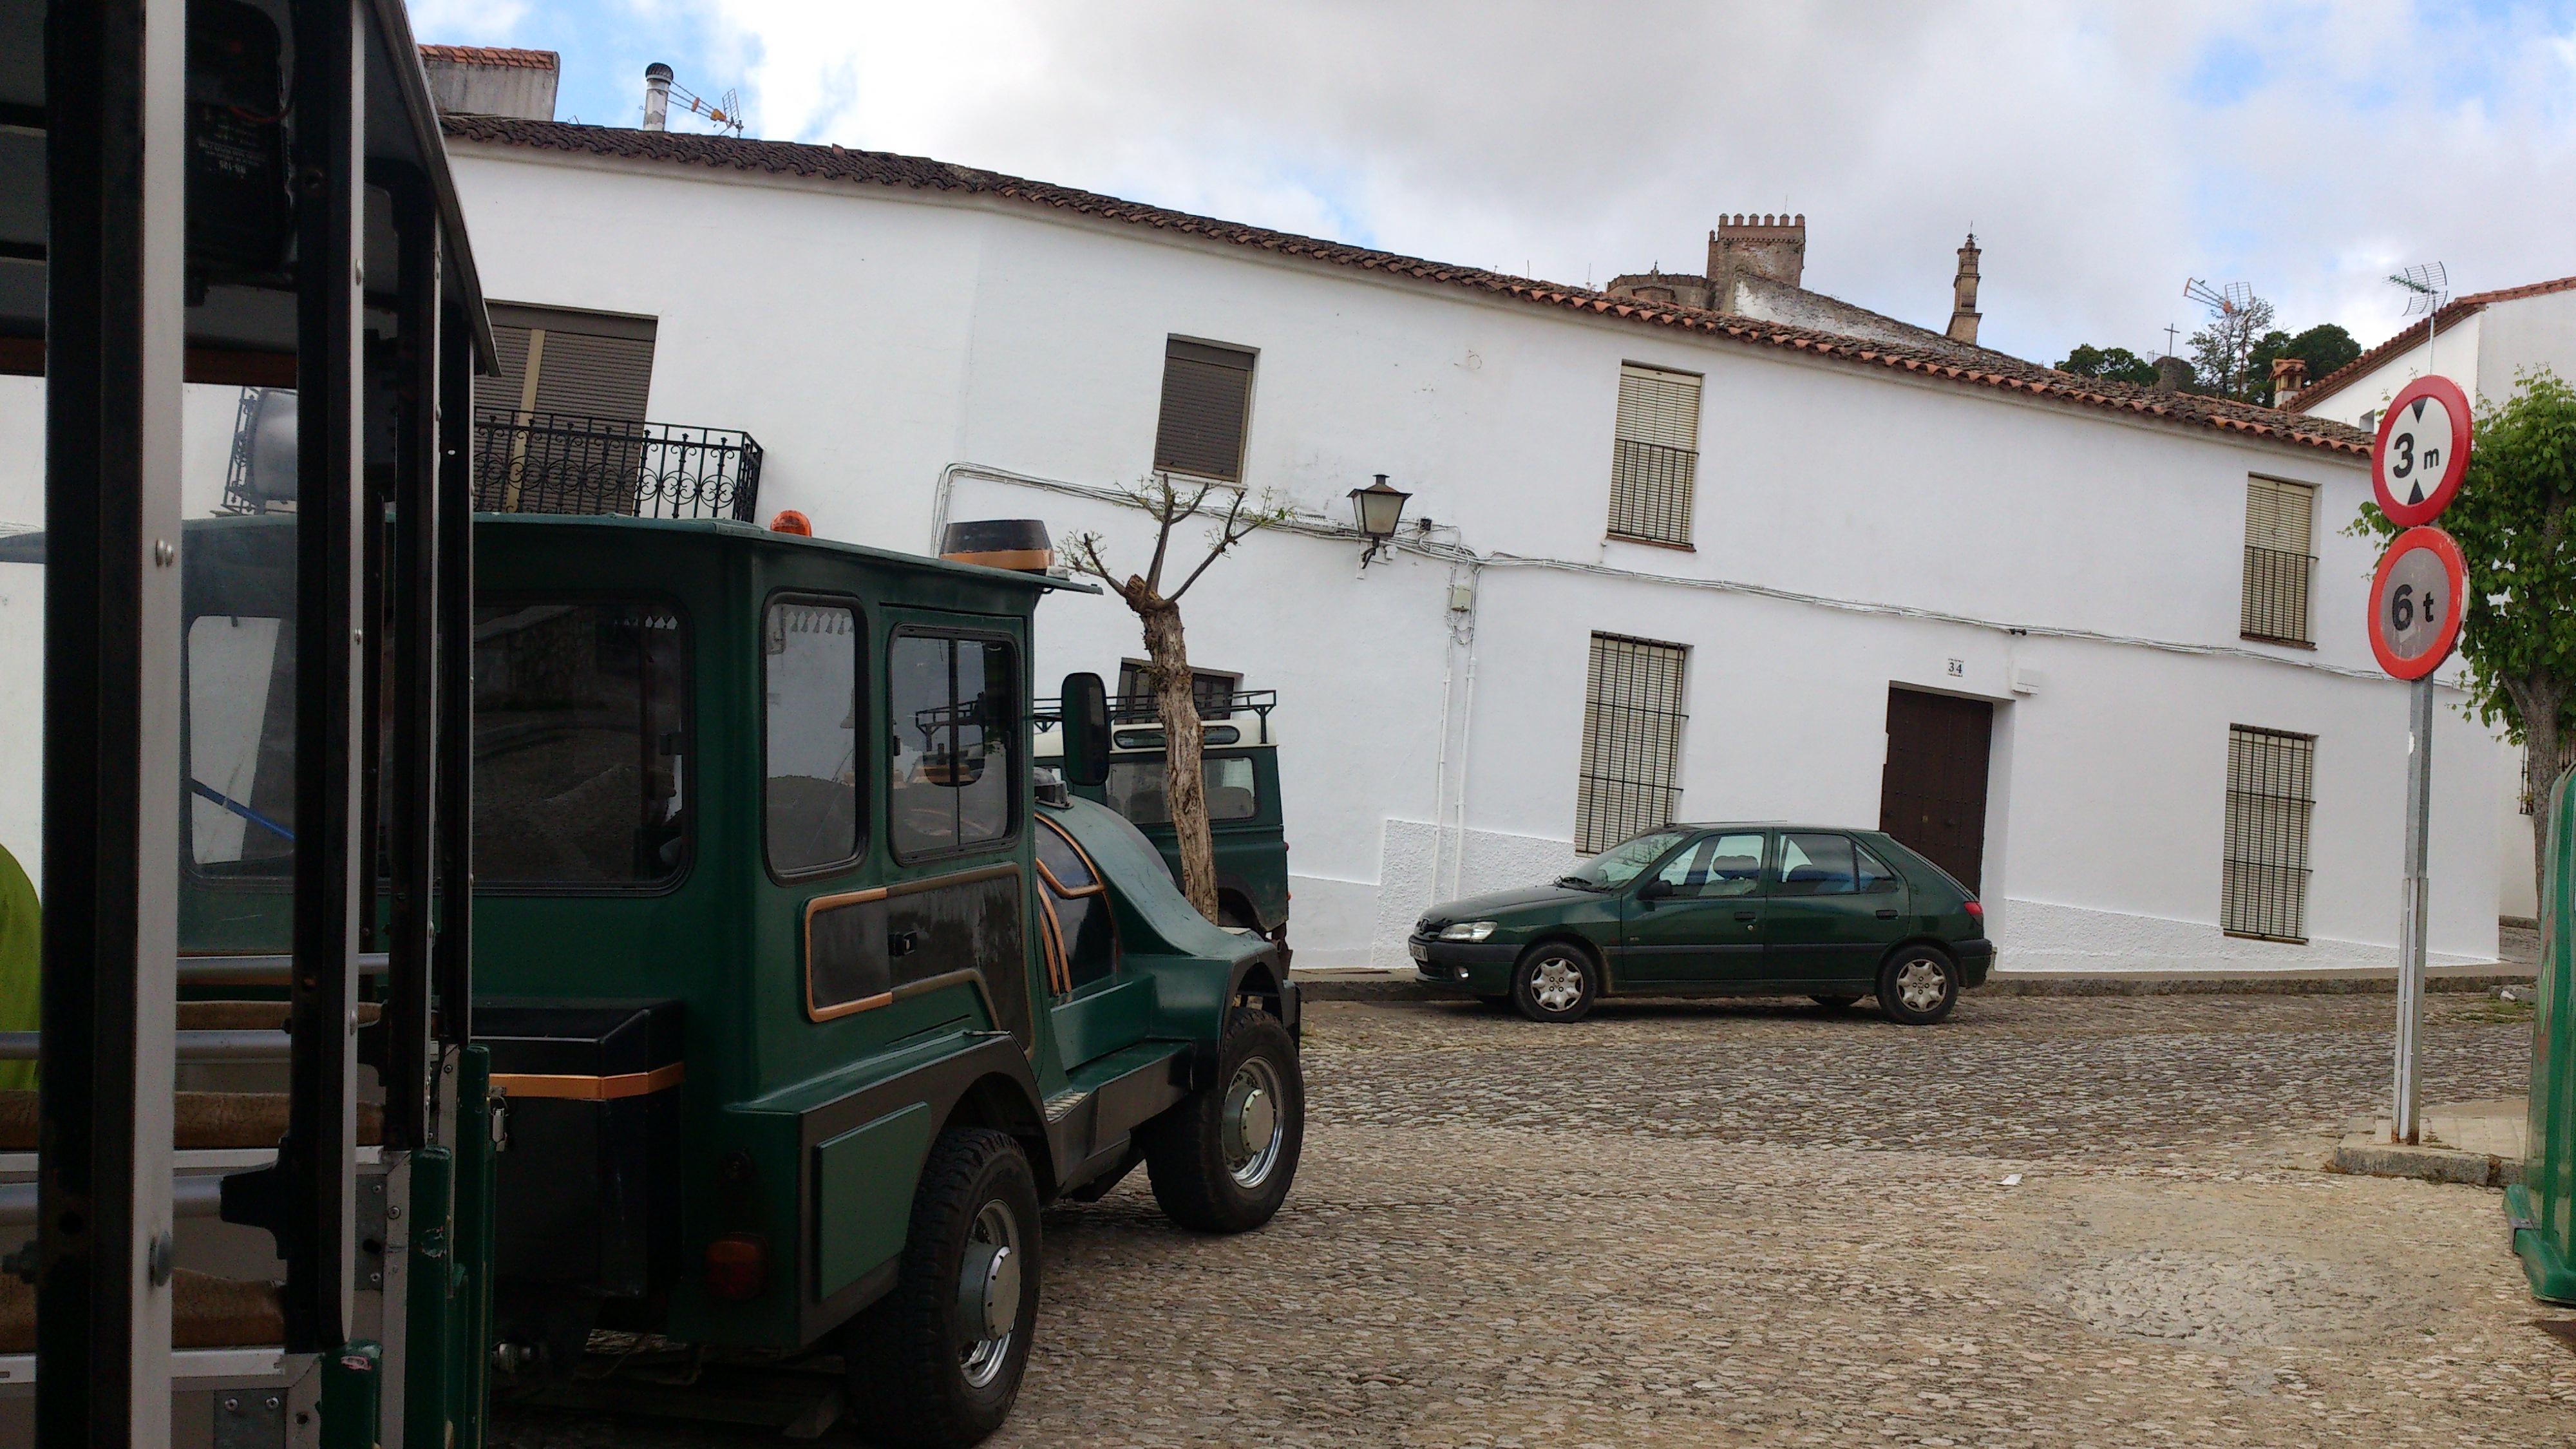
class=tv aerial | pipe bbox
[2388,261,2448,316]
[668,75,746,137]
[2184,277,2253,318]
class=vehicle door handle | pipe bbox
[1875,909,1899,920]
[1734,911,1757,922]
[889,929,920,958]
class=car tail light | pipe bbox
[705,1234,768,1301]
[1964,899,1984,921]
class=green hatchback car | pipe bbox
[1410,824,1993,1025]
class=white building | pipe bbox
[0,60,2508,976]
[2291,274,2576,920]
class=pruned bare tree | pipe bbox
[1068,475,1289,922]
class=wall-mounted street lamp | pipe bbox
[1348,474,1412,567]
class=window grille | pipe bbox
[1152,339,1256,482]
[1607,363,1701,546]
[2222,725,2315,942]
[2240,477,2316,645]
[1576,633,1689,853]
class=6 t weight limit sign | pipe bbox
[2368,526,2466,681]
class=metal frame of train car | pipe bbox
[1,1,497,1443]
[462,515,1304,1445]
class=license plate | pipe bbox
[1408,940,1428,962]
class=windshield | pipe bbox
[1561,828,1691,889]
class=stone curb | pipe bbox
[2330,1134,2524,1189]
[1293,969,2535,1003]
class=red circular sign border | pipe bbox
[2367,525,2467,681]
[2371,375,2472,527]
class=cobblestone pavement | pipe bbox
[495,992,2575,1448]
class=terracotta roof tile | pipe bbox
[419,44,558,71]
[2295,273,2576,410]
[438,115,2372,459]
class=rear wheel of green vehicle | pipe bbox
[1144,1008,1303,1233]
[1877,945,1960,1027]
[844,1127,1041,1448]
[1511,942,1598,1024]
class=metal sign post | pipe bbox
[2369,379,2473,1145]
[2395,677,2434,1142]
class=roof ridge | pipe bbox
[2295,272,2576,410]
[436,114,2371,459]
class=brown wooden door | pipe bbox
[1879,688,1993,892]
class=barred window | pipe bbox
[2240,476,2316,645]
[1575,634,1689,854]
[1152,339,1256,482]
[1607,363,1701,547]
[2222,725,2315,942]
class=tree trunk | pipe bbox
[1141,602,1222,922]
[2523,683,2568,920]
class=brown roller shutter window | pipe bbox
[1152,339,1256,482]
[474,302,659,424]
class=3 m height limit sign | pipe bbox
[2370,375,2471,1147]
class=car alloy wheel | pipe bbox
[1892,958,1948,1014]
[1530,957,1585,1013]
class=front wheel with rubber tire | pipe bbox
[1511,942,1600,1024]
[842,1127,1041,1448]
[1144,1008,1303,1233]
[1877,946,1960,1026]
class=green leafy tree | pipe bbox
[2248,323,2363,405]
[2056,344,2159,386]
[2353,370,2576,906]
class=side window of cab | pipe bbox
[763,596,862,876]
[886,632,1020,860]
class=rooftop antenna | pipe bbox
[2183,277,2253,318]
[2389,261,2450,374]
[646,63,745,137]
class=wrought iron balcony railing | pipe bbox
[471,409,764,522]
[1606,436,1698,547]
[2239,544,2315,646]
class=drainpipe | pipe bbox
[643,63,673,132]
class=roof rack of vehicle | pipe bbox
[1032,689,1276,727]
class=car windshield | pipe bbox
[1560,829,1692,889]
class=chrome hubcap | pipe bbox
[1530,955,1586,1012]
[1222,1058,1286,1189]
[1895,958,1949,1012]
[956,1200,1021,1387]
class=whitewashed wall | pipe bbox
[437,144,2499,971]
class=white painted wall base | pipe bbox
[1372,817,1581,968]
[1994,896,2488,972]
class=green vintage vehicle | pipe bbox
[1036,691,1291,946]
[1410,824,1991,1026]
[175,512,1307,1446]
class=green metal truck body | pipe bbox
[173,512,1304,1441]
[2512,767,2575,1303]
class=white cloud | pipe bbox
[554,0,2576,365]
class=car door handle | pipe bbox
[1875,909,1899,920]
[1734,910,1757,922]
[889,929,920,958]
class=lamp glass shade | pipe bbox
[1349,479,1412,538]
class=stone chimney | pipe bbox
[2269,355,2308,408]
[1707,213,1806,296]
[1946,233,1982,345]
[2153,355,2194,393]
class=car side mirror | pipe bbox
[1635,877,1674,902]
[1058,672,1111,788]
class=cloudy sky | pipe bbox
[415,0,2576,367]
